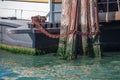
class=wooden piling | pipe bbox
[81,0,88,55]
[58,0,80,60]
[57,0,71,58]
[65,0,80,60]
[93,0,101,57]
[88,0,102,57]
[58,0,101,59]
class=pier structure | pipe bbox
[0,0,120,59]
[1,0,120,22]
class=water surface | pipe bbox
[0,50,120,80]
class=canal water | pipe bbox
[0,50,120,80]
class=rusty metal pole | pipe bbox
[81,0,88,55]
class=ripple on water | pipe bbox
[16,77,41,80]
[0,50,120,80]
[0,65,12,78]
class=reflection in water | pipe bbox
[0,50,120,80]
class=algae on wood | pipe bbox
[58,0,80,60]
[57,0,71,58]
[58,0,101,59]
[88,0,102,57]
[65,0,80,60]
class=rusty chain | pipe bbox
[31,15,100,39]
[34,21,100,39]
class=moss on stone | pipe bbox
[0,43,36,55]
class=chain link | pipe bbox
[31,16,100,39]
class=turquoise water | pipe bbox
[0,50,120,80]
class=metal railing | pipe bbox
[0,7,48,20]
[98,0,120,12]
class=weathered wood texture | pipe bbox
[58,0,101,59]
[65,0,80,60]
[58,0,80,60]
[81,0,88,55]
[93,0,101,57]
[57,0,72,58]
[88,0,101,57]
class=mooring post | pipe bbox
[65,0,80,60]
[88,0,102,57]
[57,0,71,58]
[58,0,101,59]
[93,0,102,57]
[58,0,80,60]
[81,0,88,55]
